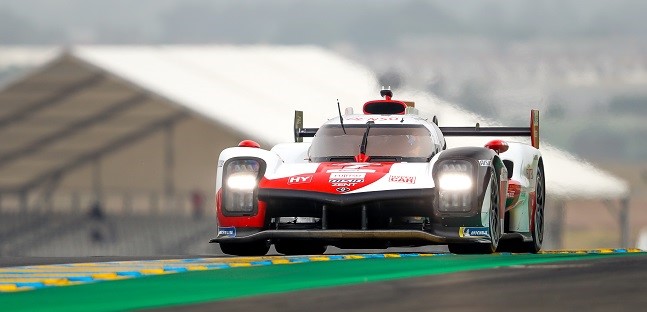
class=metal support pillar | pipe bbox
[604,198,631,248]
[123,193,132,215]
[93,159,102,203]
[71,192,80,214]
[620,197,630,248]
[39,174,61,214]
[546,199,564,250]
[164,124,175,212]
[150,192,159,215]
[19,191,28,214]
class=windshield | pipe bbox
[308,124,435,162]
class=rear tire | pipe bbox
[219,241,270,256]
[275,240,327,255]
[497,164,545,253]
[449,169,501,254]
[525,164,545,253]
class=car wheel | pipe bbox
[449,169,500,254]
[526,165,545,253]
[275,240,327,255]
[497,164,545,253]
[219,241,270,256]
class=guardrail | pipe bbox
[0,190,214,217]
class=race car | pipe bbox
[210,88,545,255]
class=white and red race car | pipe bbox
[211,89,545,255]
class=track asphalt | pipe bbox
[167,252,647,312]
[0,249,644,311]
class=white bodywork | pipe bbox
[217,112,542,235]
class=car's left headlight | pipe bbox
[439,172,473,191]
[222,158,265,215]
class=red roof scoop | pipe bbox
[363,87,408,115]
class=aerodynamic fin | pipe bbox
[440,109,540,149]
[294,110,316,142]
[293,109,540,149]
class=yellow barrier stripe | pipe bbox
[271,259,291,264]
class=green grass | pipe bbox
[0,253,639,312]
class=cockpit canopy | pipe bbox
[308,124,436,162]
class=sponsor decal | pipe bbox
[218,227,236,238]
[459,227,490,238]
[525,165,534,179]
[478,159,491,167]
[330,177,364,187]
[288,175,313,184]
[330,179,364,183]
[326,163,377,173]
[218,160,225,167]
[332,183,360,187]
[344,116,401,121]
[389,175,416,184]
[327,169,376,173]
[336,187,351,193]
[329,172,366,179]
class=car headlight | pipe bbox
[222,158,264,214]
[227,173,258,191]
[439,172,472,191]
[436,160,474,212]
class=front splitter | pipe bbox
[210,229,490,244]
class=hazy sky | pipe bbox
[1,0,646,45]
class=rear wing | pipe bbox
[294,109,540,149]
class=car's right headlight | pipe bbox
[436,160,474,212]
[222,158,265,215]
[227,172,258,191]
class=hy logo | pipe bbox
[288,175,313,184]
[336,187,351,193]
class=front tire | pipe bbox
[448,169,501,254]
[219,241,270,256]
